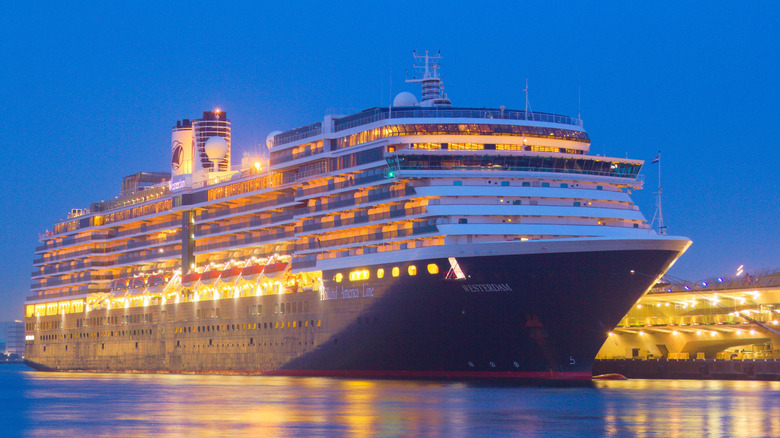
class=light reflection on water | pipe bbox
[2,364,780,437]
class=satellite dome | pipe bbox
[204,136,229,159]
[393,91,418,107]
[266,131,283,149]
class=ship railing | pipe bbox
[32,260,115,278]
[33,247,111,265]
[197,196,296,221]
[297,206,428,233]
[302,187,416,215]
[195,213,297,237]
[297,170,389,198]
[270,145,325,166]
[26,286,105,302]
[274,122,323,146]
[36,232,114,252]
[31,273,119,290]
[194,230,296,253]
[295,223,439,252]
[333,107,583,133]
[114,219,181,239]
[392,163,642,180]
[114,247,182,265]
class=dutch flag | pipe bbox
[651,153,660,164]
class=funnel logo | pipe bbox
[172,140,183,170]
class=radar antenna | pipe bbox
[406,50,451,107]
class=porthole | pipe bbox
[408,265,417,276]
[392,267,400,277]
[427,264,439,275]
[377,268,385,279]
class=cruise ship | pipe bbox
[24,52,691,380]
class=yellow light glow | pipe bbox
[696,330,702,335]
[392,267,400,277]
[377,268,384,279]
[427,264,439,275]
[408,265,417,276]
[672,330,679,335]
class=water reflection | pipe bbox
[4,365,780,437]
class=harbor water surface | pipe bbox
[2,364,780,437]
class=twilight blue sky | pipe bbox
[1,2,778,320]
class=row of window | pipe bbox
[334,263,440,283]
[175,319,322,334]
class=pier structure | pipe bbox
[595,268,780,379]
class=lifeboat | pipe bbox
[129,277,147,289]
[261,262,288,280]
[199,269,221,285]
[240,264,265,282]
[147,275,167,287]
[219,266,243,284]
[109,279,128,292]
[180,272,202,288]
[146,274,167,293]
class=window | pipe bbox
[392,267,400,277]
[501,181,509,186]
[522,182,530,187]
[561,183,568,188]
[596,186,603,190]
[458,218,468,224]
[334,273,343,283]
[541,182,550,187]
[427,264,439,275]
[573,202,580,206]
[408,265,417,276]
[377,268,385,279]
[453,181,462,186]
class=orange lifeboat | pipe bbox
[261,262,288,279]
[240,264,265,282]
[199,269,221,285]
[219,266,243,284]
[180,272,202,288]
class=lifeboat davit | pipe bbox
[199,270,221,285]
[219,266,242,284]
[180,272,202,288]
[240,264,265,282]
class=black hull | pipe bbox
[25,245,684,381]
[285,248,679,378]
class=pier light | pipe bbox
[637,304,642,309]
[710,331,717,337]
[737,330,742,335]
[696,330,702,335]
[750,330,757,335]
[608,332,613,336]
[672,331,679,335]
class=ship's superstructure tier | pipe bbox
[26,101,689,379]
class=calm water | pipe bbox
[2,364,780,437]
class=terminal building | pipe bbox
[595,269,780,378]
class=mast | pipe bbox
[652,151,667,236]
[406,50,451,107]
